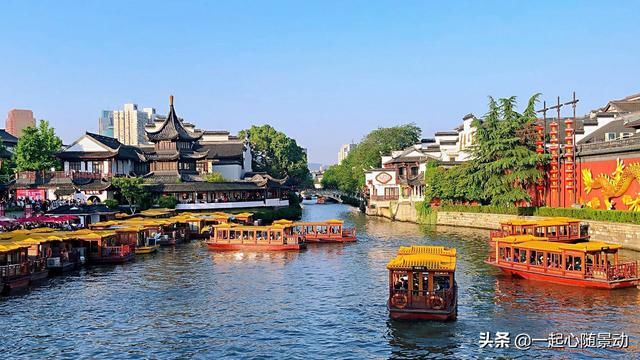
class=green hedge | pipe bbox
[533,207,640,225]
[438,205,536,216]
[434,204,640,225]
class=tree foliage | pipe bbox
[111,177,149,214]
[15,120,63,172]
[204,172,227,183]
[157,195,178,209]
[239,125,311,188]
[428,94,548,206]
[322,123,421,193]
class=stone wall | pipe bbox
[366,201,418,223]
[366,207,640,251]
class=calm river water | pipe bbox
[1,203,639,359]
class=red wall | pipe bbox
[546,156,640,210]
[577,157,640,211]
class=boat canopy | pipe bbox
[387,253,456,271]
[503,240,622,253]
[397,245,457,256]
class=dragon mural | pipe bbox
[582,158,640,211]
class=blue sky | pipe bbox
[0,1,638,165]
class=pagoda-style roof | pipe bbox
[146,96,203,142]
[144,149,209,161]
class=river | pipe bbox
[1,203,639,359]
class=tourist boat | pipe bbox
[491,217,589,243]
[0,242,32,294]
[135,234,160,254]
[281,219,356,243]
[485,235,639,289]
[83,231,135,264]
[113,226,160,254]
[207,223,306,251]
[387,245,457,321]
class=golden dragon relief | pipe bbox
[582,158,640,211]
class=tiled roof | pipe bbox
[609,101,640,113]
[146,101,203,142]
[194,141,244,160]
[578,119,634,144]
[0,129,18,145]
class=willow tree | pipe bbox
[466,94,548,206]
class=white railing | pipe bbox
[176,199,289,210]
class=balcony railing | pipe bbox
[577,136,640,154]
[16,170,105,182]
[370,195,399,201]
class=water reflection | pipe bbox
[0,204,638,359]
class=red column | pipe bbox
[549,122,559,207]
[564,119,575,206]
[535,124,545,206]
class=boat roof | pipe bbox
[502,217,582,227]
[387,245,457,271]
[213,223,290,230]
[397,245,457,257]
[296,219,344,225]
[0,228,120,249]
[505,240,622,253]
[496,234,549,244]
[387,253,456,271]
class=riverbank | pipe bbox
[366,202,640,251]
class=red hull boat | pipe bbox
[486,237,639,289]
[387,246,458,321]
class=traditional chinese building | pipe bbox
[12,96,289,211]
[539,92,640,210]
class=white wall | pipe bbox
[243,143,253,175]
[212,164,243,180]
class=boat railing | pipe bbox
[342,228,356,237]
[283,235,305,245]
[586,262,638,281]
[489,230,509,238]
[390,288,455,310]
[101,245,131,257]
[0,263,29,278]
[29,258,47,273]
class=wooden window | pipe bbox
[68,162,81,172]
[565,255,582,272]
[91,161,103,174]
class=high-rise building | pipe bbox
[98,110,114,137]
[6,109,35,137]
[112,103,155,145]
[338,143,356,164]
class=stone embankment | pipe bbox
[366,202,640,251]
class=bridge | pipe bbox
[301,190,363,204]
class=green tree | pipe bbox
[428,94,548,206]
[111,177,149,214]
[15,120,63,172]
[322,124,421,193]
[239,125,311,188]
[157,195,178,209]
[204,172,228,183]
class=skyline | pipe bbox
[1,1,639,164]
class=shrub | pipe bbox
[157,195,178,209]
[533,207,640,225]
[104,199,119,209]
[438,205,535,216]
[204,172,227,183]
